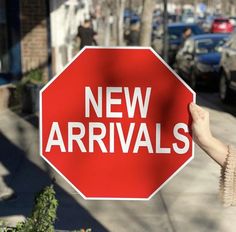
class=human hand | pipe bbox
[189,103,228,166]
[189,103,213,149]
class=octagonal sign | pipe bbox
[40,47,195,200]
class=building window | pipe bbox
[0,0,9,73]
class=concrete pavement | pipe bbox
[0,95,236,232]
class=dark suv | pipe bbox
[219,33,236,103]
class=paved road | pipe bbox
[0,92,236,232]
[197,89,236,117]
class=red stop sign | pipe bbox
[40,47,195,200]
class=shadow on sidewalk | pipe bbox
[0,131,108,231]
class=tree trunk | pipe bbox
[104,3,111,46]
[116,0,126,46]
[139,0,155,46]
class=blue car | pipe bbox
[175,33,229,89]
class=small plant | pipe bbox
[15,68,44,113]
[0,185,92,232]
[16,68,43,96]
[15,185,58,232]
[21,68,43,85]
[0,220,9,232]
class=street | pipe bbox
[198,90,236,117]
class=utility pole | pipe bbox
[163,0,168,62]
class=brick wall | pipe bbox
[20,0,49,81]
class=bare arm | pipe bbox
[190,103,236,206]
[189,103,228,166]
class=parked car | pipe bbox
[175,33,229,89]
[211,18,233,33]
[153,23,204,66]
[219,33,236,103]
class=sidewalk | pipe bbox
[0,95,236,232]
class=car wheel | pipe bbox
[189,72,197,90]
[219,72,232,104]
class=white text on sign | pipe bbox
[45,87,190,154]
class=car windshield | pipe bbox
[195,37,227,54]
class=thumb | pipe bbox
[189,103,199,122]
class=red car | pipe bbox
[211,18,234,33]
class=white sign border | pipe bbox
[39,46,196,201]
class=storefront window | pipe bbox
[0,0,9,73]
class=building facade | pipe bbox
[0,0,21,85]
[0,0,90,86]
[50,0,90,75]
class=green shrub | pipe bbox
[0,185,91,232]
[15,185,58,232]
[14,68,44,107]
[21,69,43,85]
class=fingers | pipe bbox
[189,103,208,121]
[189,103,200,121]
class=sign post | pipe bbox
[40,47,195,200]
